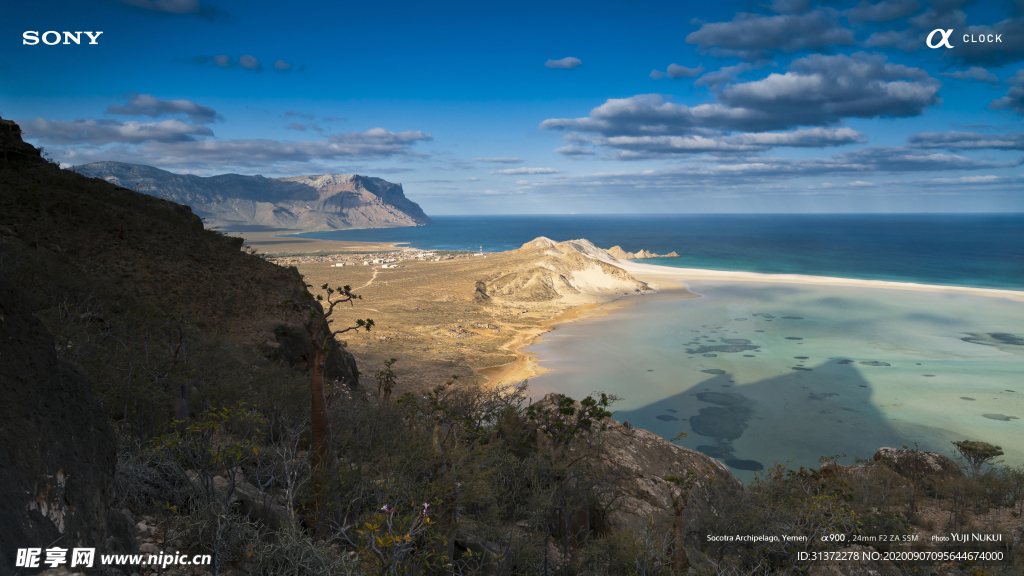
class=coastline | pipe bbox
[475,280,700,391]
[224,227,405,254]
[484,258,1024,393]
[618,260,1024,303]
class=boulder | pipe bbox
[212,474,291,532]
[872,447,963,479]
[594,418,743,533]
[0,279,137,576]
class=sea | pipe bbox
[297,214,1024,290]
[298,215,1024,480]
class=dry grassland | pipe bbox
[296,250,591,395]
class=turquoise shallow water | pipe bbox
[525,281,1024,482]
[301,214,1024,479]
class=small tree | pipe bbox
[282,283,373,535]
[952,440,1004,477]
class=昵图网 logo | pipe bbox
[927,28,1003,49]
[23,31,103,45]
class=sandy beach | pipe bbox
[617,260,1024,303]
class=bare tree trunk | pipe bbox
[309,345,332,536]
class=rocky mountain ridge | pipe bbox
[76,161,432,231]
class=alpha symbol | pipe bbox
[926,28,954,49]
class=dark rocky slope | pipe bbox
[0,278,137,575]
[0,117,358,386]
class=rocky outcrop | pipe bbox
[607,246,679,260]
[0,119,43,164]
[873,447,963,479]
[0,279,137,575]
[77,162,431,231]
[594,418,743,532]
[484,238,652,304]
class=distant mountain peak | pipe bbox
[77,162,431,231]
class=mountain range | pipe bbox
[77,161,432,230]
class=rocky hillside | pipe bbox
[76,161,432,231]
[607,245,680,260]
[0,279,138,575]
[0,113,360,428]
[484,237,653,304]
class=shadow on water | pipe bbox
[615,360,920,478]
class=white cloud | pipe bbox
[941,66,999,83]
[491,167,561,175]
[20,117,213,144]
[472,157,523,163]
[106,93,221,123]
[545,57,582,69]
[239,55,261,70]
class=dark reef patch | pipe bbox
[725,459,764,471]
[785,337,803,340]
[859,361,891,367]
[982,414,1019,421]
[961,332,1024,354]
[690,392,754,441]
[782,316,804,320]
[961,397,975,401]
[656,414,679,421]
[701,369,727,375]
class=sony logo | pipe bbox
[23,31,104,45]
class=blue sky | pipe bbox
[2,0,1023,214]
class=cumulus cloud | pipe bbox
[848,0,921,23]
[716,53,940,126]
[19,118,213,145]
[539,146,1015,190]
[119,0,228,20]
[542,54,939,138]
[582,127,868,159]
[941,66,999,83]
[239,55,261,70]
[907,131,1024,150]
[106,93,221,124]
[473,157,523,163]
[555,145,597,157]
[945,18,1024,67]
[545,57,582,69]
[651,64,706,80]
[21,113,432,172]
[685,9,855,60]
[491,167,561,175]
[990,70,1024,114]
[694,62,767,88]
[863,29,919,51]
[175,54,300,72]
